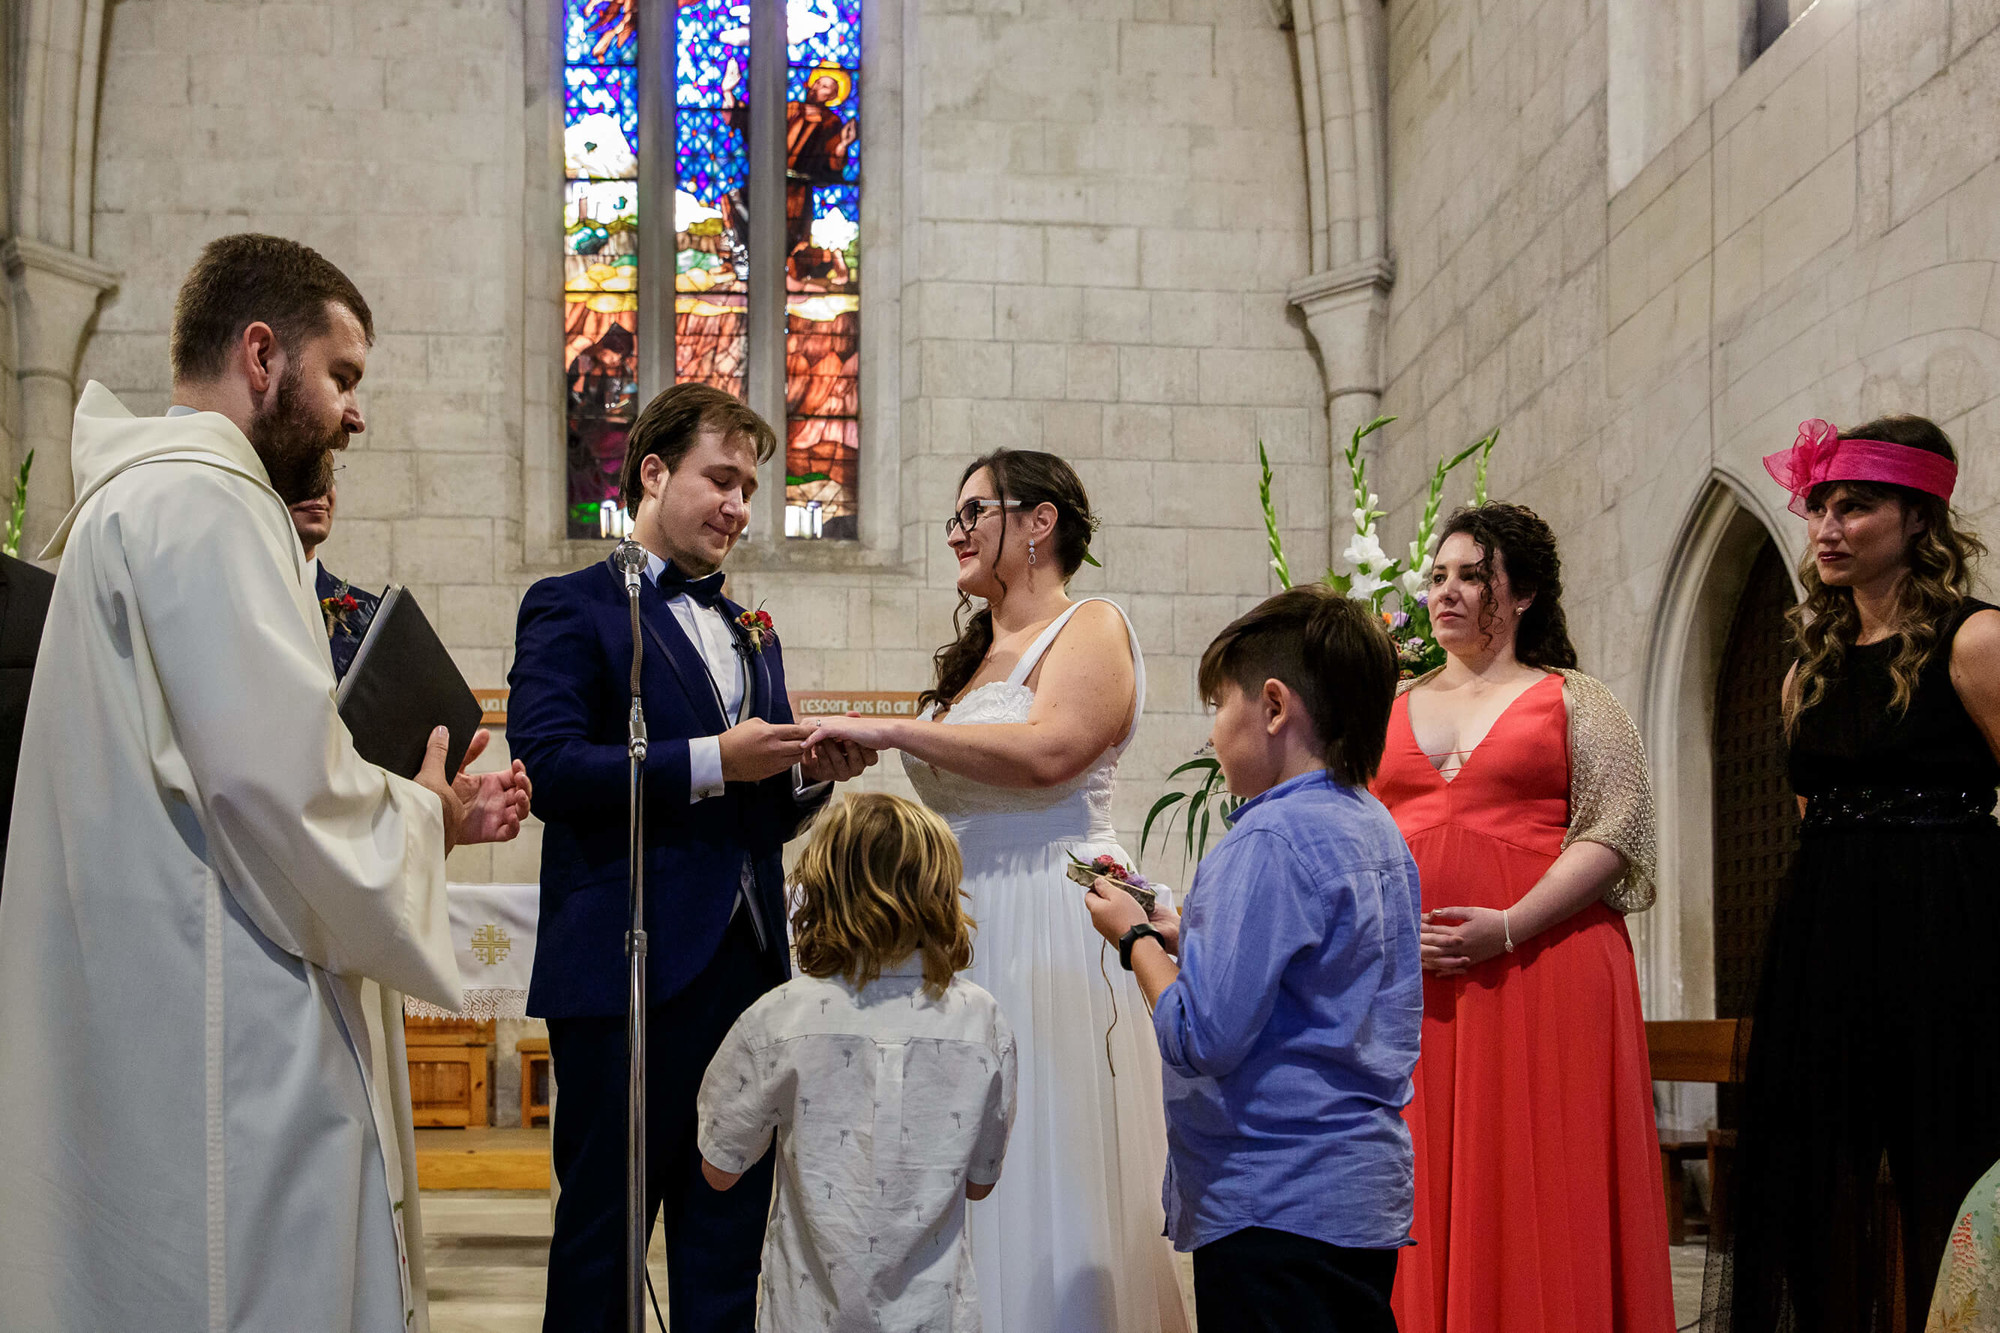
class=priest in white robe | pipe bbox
[0,235,531,1332]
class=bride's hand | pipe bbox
[803,713,899,753]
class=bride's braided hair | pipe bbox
[922,450,1098,711]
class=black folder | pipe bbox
[334,587,482,781]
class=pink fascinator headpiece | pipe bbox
[1762,419,1959,517]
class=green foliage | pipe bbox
[1,451,32,560]
[1143,420,1502,876]
[1258,441,1290,590]
[1140,751,1241,869]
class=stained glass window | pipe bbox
[564,0,640,540]
[783,0,861,540]
[675,0,752,407]
[564,0,861,543]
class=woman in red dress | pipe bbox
[1372,504,1676,1333]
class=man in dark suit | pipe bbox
[509,382,874,1332]
[287,476,379,679]
[0,550,56,884]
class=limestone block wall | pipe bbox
[720,0,1329,874]
[76,0,1326,885]
[1377,0,2000,1011]
[79,0,532,879]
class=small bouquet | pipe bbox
[735,607,774,653]
[321,588,364,637]
[1065,852,1156,914]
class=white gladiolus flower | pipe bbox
[1348,570,1389,599]
[1401,567,1427,599]
[1343,530,1389,572]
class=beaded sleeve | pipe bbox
[1557,669,1658,913]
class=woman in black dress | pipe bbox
[1706,415,2000,1332]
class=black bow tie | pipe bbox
[653,560,727,608]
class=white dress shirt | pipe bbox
[642,549,744,802]
[697,959,1018,1332]
[641,549,827,950]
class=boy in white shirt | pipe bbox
[698,793,1017,1332]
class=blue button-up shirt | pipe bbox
[1152,768,1423,1252]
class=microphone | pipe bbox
[612,539,648,594]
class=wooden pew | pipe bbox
[1646,1018,1741,1245]
[405,1017,496,1128]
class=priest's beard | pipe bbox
[248,364,346,506]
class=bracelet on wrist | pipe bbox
[1118,923,1164,971]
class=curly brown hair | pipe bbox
[791,794,973,999]
[1435,503,1580,670]
[921,450,1099,710]
[1784,415,1986,736]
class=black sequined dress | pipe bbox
[1707,599,2000,1332]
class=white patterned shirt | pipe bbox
[697,958,1017,1333]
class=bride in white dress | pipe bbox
[802,449,1188,1333]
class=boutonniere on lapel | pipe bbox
[734,607,775,654]
[320,582,364,637]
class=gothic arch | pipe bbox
[1636,470,1798,1020]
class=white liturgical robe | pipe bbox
[0,383,462,1331]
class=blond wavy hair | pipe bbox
[1785,415,1987,737]
[791,793,973,999]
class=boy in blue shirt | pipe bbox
[1084,585,1421,1333]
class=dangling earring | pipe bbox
[1029,538,1037,567]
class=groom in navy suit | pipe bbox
[509,383,874,1332]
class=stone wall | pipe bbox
[1376,0,2000,1011]
[77,0,1327,888]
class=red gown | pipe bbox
[1370,674,1675,1333]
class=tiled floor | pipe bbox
[421,1189,1711,1331]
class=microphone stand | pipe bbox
[617,543,649,1333]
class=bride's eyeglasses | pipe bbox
[944,497,1024,539]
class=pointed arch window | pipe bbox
[562,0,862,543]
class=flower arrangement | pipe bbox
[1322,417,1499,678]
[1064,852,1157,913]
[1140,417,1500,871]
[735,607,775,653]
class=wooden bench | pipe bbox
[405,1017,495,1128]
[1645,1018,1741,1246]
[518,1036,552,1128]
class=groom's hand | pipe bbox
[721,719,814,783]
[800,736,875,784]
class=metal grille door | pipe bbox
[1712,540,1798,1019]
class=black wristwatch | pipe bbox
[1118,922,1166,972]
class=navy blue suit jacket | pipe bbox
[508,557,823,1019]
[314,563,381,681]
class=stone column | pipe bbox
[1289,256,1394,562]
[4,236,118,556]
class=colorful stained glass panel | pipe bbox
[565,0,637,539]
[676,0,752,107]
[565,0,636,66]
[675,0,750,400]
[786,0,861,67]
[785,0,860,539]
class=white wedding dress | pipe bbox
[903,599,1190,1333]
